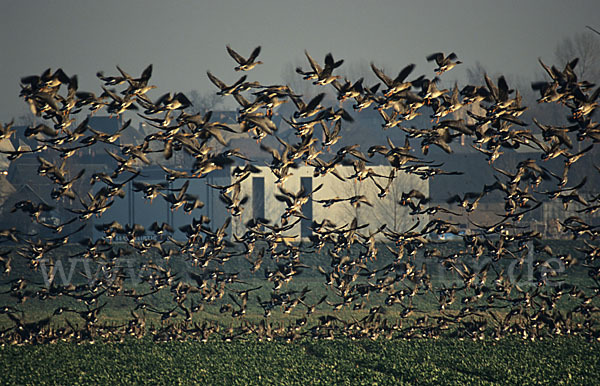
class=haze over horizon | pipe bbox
[1,0,598,123]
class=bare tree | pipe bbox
[338,58,379,86]
[368,172,427,234]
[281,61,314,98]
[185,89,223,114]
[554,31,600,84]
[465,61,488,85]
[369,177,402,232]
[344,178,363,224]
[464,61,567,125]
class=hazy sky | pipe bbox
[1,0,598,123]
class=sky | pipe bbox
[1,0,598,123]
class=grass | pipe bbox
[0,239,598,332]
[0,336,598,385]
[0,240,599,383]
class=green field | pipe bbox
[1,240,599,336]
[1,337,598,385]
[1,240,599,383]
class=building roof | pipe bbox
[0,176,16,207]
[88,115,124,135]
[0,138,15,171]
[427,146,599,203]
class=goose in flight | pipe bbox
[226,45,263,71]
[426,52,462,75]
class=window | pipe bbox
[300,177,313,237]
[252,177,264,219]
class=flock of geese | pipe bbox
[0,44,599,344]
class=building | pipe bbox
[233,164,428,240]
